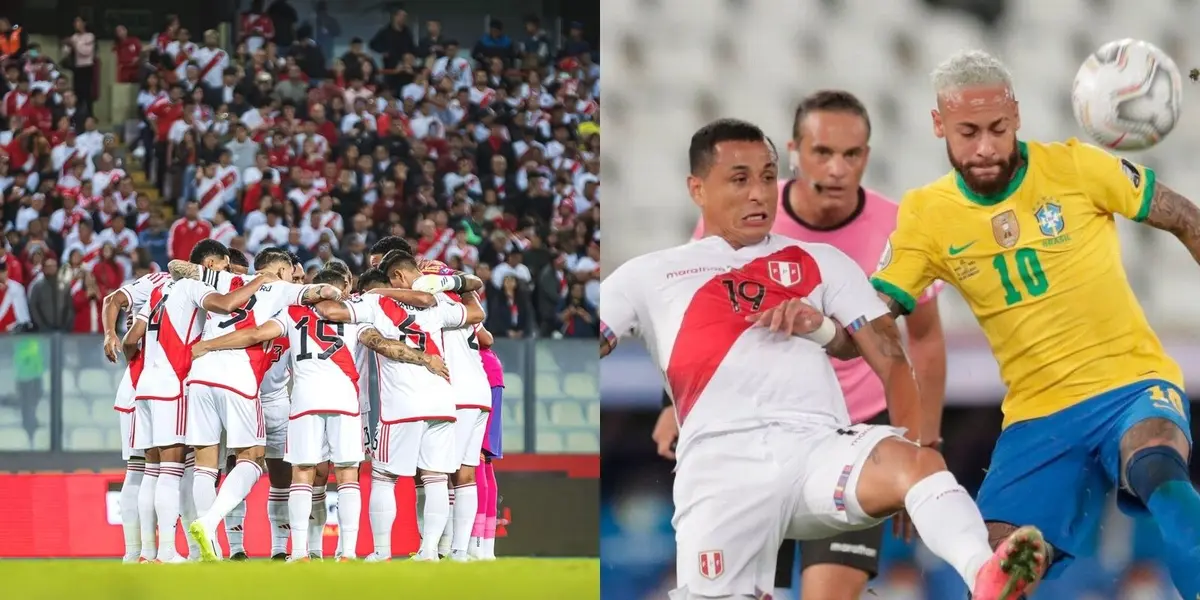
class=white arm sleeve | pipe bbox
[435,296,467,329]
[811,244,889,330]
[599,260,643,345]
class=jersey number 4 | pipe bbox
[147,295,169,336]
[294,315,345,361]
[992,248,1050,306]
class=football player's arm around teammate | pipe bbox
[101,287,131,362]
[365,287,436,308]
[193,319,284,359]
[357,325,449,378]
[122,302,151,362]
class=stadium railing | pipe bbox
[0,334,599,459]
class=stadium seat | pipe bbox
[35,399,48,425]
[0,426,29,450]
[502,397,524,426]
[535,373,565,399]
[32,428,49,450]
[505,373,524,398]
[62,396,93,426]
[79,368,117,396]
[502,426,524,453]
[563,373,599,400]
[68,427,106,451]
[61,372,80,396]
[564,431,599,453]
[536,431,564,453]
[0,407,18,426]
[548,400,587,427]
[105,427,123,450]
[586,400,600,425]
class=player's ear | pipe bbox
[1012,101,1021,131]
[931,109,945,139]
[686,174,704,209]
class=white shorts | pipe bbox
[261,391,289,460]
[185,385,266,450]
[132,400,187,450]
[117,409,144,461]
[453,408,488,467]
[362,411,375,462]
[669,424,904,600]
[373,419,457,477]
[284,413,364,467]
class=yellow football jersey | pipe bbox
[872,139,1182,427]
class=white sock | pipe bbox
[419,474,450,556]
[200,459,261,530]
[155,461,185,559]
[439,487,454,555]
[451,484,477,553]
[191,466,219,521]
[137,464,159,560]
[904,471,994,592]
[369,469,396,558]
[226,498,246,554]
[120,461,145,559]
[288,483,313,559]
[309,487,327,556]
[337,482,361,559]
[268,486,290,556]
[179,461,199,558]
[415,484,425,535]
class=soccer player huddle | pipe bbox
[101,236,506,563]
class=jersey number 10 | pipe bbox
[992,248,1050,306]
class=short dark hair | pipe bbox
[189,239,228,264]
[688,118,772,176]
[312,269,345,286]
[323,260,351,277]
[253,247,291,271]
[791,90,872,141]
[227,249,249,269]
[287,251,302,267]
[379,250,418,277]
[370,236,412,258]
[357,268,390,292]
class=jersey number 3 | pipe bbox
[992,248,1049,306]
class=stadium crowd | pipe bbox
[0,7,600,340]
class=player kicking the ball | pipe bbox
[600,119,1046,600]
[858,50,1200,598]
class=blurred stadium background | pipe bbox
[601,0,1200,598]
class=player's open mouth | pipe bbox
[743,213,769,224]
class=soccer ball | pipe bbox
[1071,38,1183,151]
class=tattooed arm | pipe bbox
[850,315,922,443]
[359,326,449,378]
[1142,183,1200,264]
[167,260,200,281]
[300,284,342,304]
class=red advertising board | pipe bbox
[0,454,598,558]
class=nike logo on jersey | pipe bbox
[948,241,977,256]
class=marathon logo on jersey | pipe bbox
[991,210,1020,249]
[1120,158,1142,189]
[767,261,802,287]
[698,549,724,579]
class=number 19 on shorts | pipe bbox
[992,248,1049,306]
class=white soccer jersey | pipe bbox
[600,235,889,457]
[344,293,467,423]
[134,278,216,401]
[442,320,491,411]
[190,277,311,398]
[271,305,363,417]
[259,336,291,398]
[113,272,173,410]
[350,321,373,415]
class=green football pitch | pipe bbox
[0,558,600,600]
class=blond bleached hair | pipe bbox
[930,50,1014,100]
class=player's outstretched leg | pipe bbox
[854,438,1046,600]
[367,467,397,561]
[119,458,145,563]
[1121,417,1200,597]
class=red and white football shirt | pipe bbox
[270,305,362,418]
[344,293,466,424]
[133,278,215,401]
[600,235,888,457]
[190,277,311,398]
[114,271,172,410]
[442,318,491,411]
